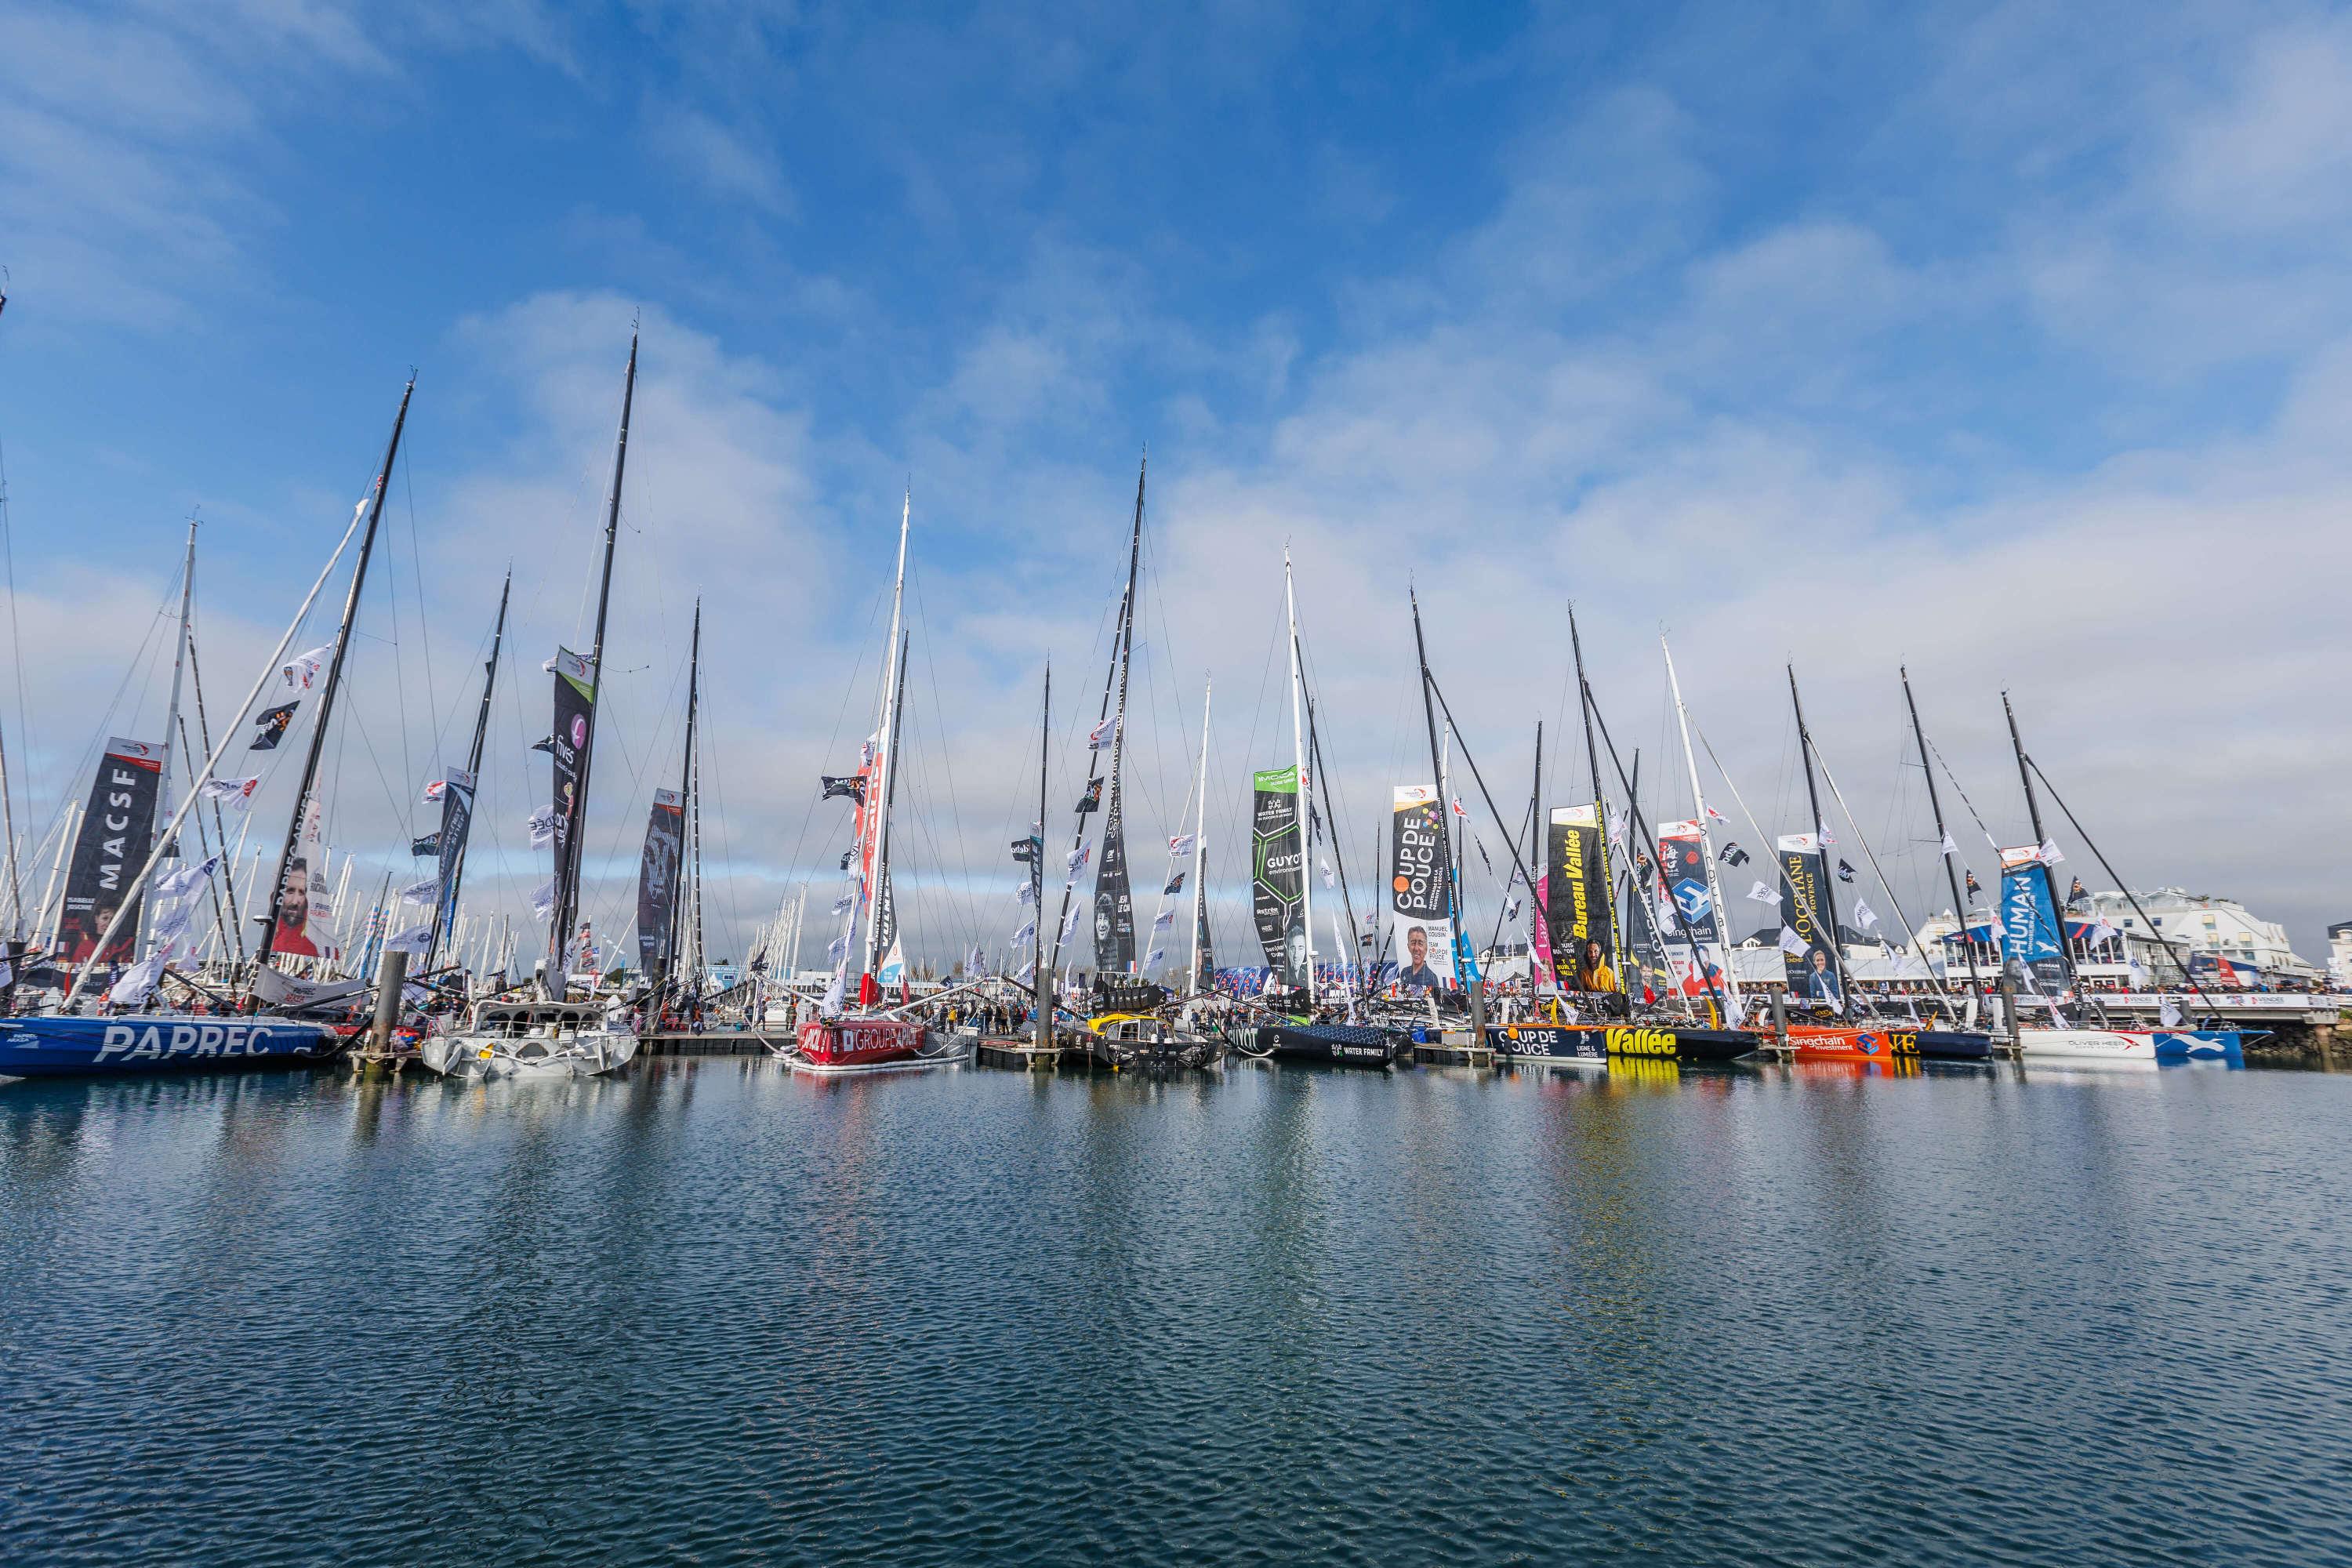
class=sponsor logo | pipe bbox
[1606,1025,1682,1058]
[92,1022,286,1063]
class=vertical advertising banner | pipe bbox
[548,647,597,938]
[637,786,684,975]
[1252,765,1306,988]
[269,793,338,960]
[1655,821,1719,943]
[1544,804,1612,988]
[56,739,164,964]
[1777,833,1839,1004]
[1998,844,2071,998]
[1388,784,1453,992]
[1094,776,1136,974]
[433,767,475,949]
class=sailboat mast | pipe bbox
[553,335,636,975]
[1097,456,1145,973]
[1189,677,1211,994]
[1787,664,1844,969]
[261,376,413,972]
[1903,666,1982,1000]
[660,600,701,992]
[862,491,911,980]
[426,569,508,973]
[1283,548,1315,1004]
[1567,604,1622,985]
[158,518,197,837]
[1408,588,1460,993]
[1661,634,1740,1015]
[1033,662,1051,1050]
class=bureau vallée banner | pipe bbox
[637,787,683,975]
[1251,765,1306,988]
[1388,784,1453,992]
[1543,804,1610,987]
[56,738,163,964]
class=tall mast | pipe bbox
[1189,677,1211,994]
[1408,588,1460,992]
[862,489,911,980]
[1096,454,1145,972]
[1661,634,1739,1015]
[1032,662,1051,1051]
[261,376,413,971]
[426,570,508,971]
[1567,604,1621,983]
[2002,691,2087,1001]
[660,600,701,993]
[158,517,197,837]
[1528,718,1543,985]
[1902,666,1982,1000]
[552,334,635,975]
[1283,547,1315,1003]
[1787,664,1843,988]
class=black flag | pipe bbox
[1073,777,1102,815]
[1163,871,1185,897]
[839,849,854,871]
[2067,876,2088,905]
[529,735,557,755]
[1719,841,1750,866]
[410,832,441,858]
[1011,833,1041,864]
[1836,858,1856,883]
[1965,869,1982,896]
[249,702,297,750]
[821,775,865,803]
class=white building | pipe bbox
[2328,920,2352,988]
[2080,888,2321,986]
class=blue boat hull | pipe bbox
[0,1014,345,1079]
[2154,1029,2242,1063]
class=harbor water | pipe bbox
[4,1058,2349,1564]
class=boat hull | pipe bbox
[0,1014,343,1080]
[1252,1021,1410,1068]
[1788,1025,1994,1063]
[1601,1023,1759,1065]
[418,1032,638,1080]
[2019,1029,2242,1064]
[778,1018,971,1075]
[1488,1023,1609,1065]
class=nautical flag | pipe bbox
[1747,880,1781,906]
[2067,877,2088,905]
[1058,902,1083,941]
[1940,832,1958,855]
[830,892,855,916]
[153,856,220,902]
[2039,840,2065,866]
[827,932,851,963]
[1836,858,1856,883]
[198,775,260,810]
[1319,856,1336,890]
[1450,797,1467,818]
[1503,896,1521,923]
[1163,871,1185,898]
[821,775,866,802]
[2128,954,2147,987]
[1606,806,1628,846]
[1965,869,1983,896]
[839,849,855,871]
[420,779,448,804]
[107,953,169,1007]
[1011,833,1041,863]
[1472,837,1491,874]
[1168,833,1196,857]
[385,925,431,955]
[1719,841,1750,866]
[1855,898,1880,930]
[1152,909,1174,931]
[531,879,557,920]
[0,956,11,989]
[1818,823,1837,845]
[1074,777,1103,814]
[527,807,557,848]
[1779,925,1808,957]
[2159,994,2183,1028]
[1011,919,1036,947]
[1014,960,1036,985]
[1065,840,1091,875]
[1145,948,1165,968]
[967,946,988,978]
[1704,804,1726,822]
[281,644,332,691]
[399,878,437,905]
[1087,716,1119,751]
[1017,879,1036,906]
[249,702,298,750]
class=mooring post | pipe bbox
[371,948,408,1059]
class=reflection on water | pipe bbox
[3,1059,2350,1565]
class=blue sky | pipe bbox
[3,0,2348,965]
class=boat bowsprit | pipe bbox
[775,1015,973,1075]
[418,1000,638,1080]
[0,1014,345,1080]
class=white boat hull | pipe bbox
[2017,1029,2241,1065]
[419,1030,639,1080]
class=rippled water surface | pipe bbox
[5,1056,2350,1565]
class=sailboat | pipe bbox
[1,383,426,1078]
[777,488,970,1075]
[420,338,644,1080]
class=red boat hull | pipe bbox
[796,1017,926,1069]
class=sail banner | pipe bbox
[1655,821,1719,943]
[268,793,338,960]
[1998,844,2071,997]
[636,786,684,976]
[56,738,164,964]
[1542,804,1611,988]
[1777,833,1839,1004]
[1192,839,1215,989]
[1094,777,1136,972]
[430,768,475,956]
[1251,765,1307,988]
[1388,784,1453,992]
[546,647,596,938]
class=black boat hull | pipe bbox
[1601,1023,1759,1064]
[1487,1024,1608,1064]
[1253,1022,1410,1069]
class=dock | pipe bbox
[1413,1029,1493,1069]
[640,1029,771,1057]
[976,1034,1063,1070]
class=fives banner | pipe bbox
[1543,804,1611,988]
[637,787,684,976]
[1094,774,1136,973]
[547,648,596,939]
[57,738,164,964]
[1251,765,1307,989]
[1777,833,1838,1004]
[1388,784,1453,992]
